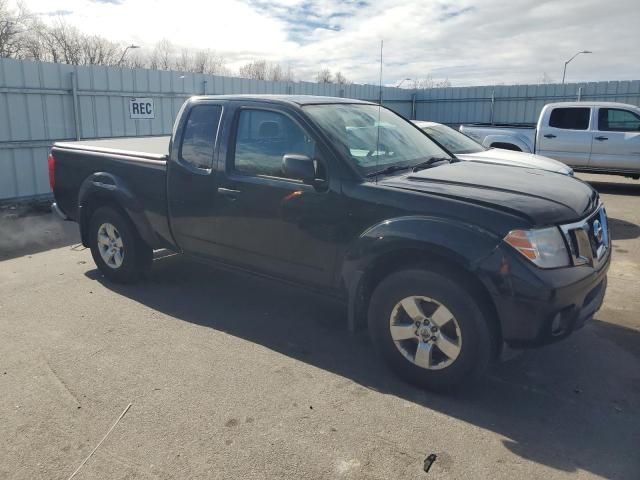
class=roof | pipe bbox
[190,94,375,106]
[544,101,640,110]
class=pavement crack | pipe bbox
[42,355,82,408]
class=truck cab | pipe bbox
[536,102,640,175]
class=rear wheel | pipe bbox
[368,269,492,391]
[88,206,152,283]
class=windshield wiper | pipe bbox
[365,156,456,178]
[410,157,455,172]
[365,164,412,178]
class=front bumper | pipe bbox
[479,244,610,347]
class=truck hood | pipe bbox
[380,162,598,225]
[456,148,573,175]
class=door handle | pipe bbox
[595,136,608,141]
[217,187,241,200]
[543,134,556,139]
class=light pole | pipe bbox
[117,44,140,67]
[562,50,592,84]
[395,78,412,88]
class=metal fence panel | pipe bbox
[414,81,640,127]
[2,57,640,201]
[0,58,415,200]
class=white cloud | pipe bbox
[15,0,640,86]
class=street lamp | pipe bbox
[396,78,412,88]
[117,44,140,67]
[562,50,592,84]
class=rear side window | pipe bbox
[180,105,222,169]
[549,108,590,130]
[233,109,316,179]
[598,108,640,132]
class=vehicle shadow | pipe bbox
[0,210,80,261]
[608,217,640,241]
[85,255,640,480]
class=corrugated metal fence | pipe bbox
[0,58,410,201]
[414,81,640,126]
[1,57,639,201]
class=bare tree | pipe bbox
[316,68,332,83]
[334,71,350,85]
[121,50,146,69]
[283,64,294,82]
[44,19,85,64]
[0,7,263,82]
[268,63,284,81]
[192,49,209,73]
[149,38,174,70]
[191,49,228,75]
[411,76,452,89]
[239,59,293,81]
[19,14,48,61]
[0,0,32,58]
[207,51,229,76]
[175,48,193,72]
[81,34,119,65]
[239,59,267,80]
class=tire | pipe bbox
[88,206,152,283]
[368,269,492,391]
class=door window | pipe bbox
[179,105,222,169]
[548,108,590,130]
[233,109,316,179]
[598,108,640,132]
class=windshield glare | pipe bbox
[304,104,450,176]
[422,125,485,154]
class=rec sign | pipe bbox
[129,98,154,119]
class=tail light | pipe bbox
[48,152,55,190]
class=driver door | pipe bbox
[208,105,343,287]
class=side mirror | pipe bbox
[282,154,315,183]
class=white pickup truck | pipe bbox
[460,102,640,179]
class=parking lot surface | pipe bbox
[1,174,639,480]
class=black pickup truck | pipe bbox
[50,95,610,390]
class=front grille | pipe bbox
[560,205,610,268]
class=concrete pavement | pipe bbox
[0,173,639,479]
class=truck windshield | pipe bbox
[421,124,486,154]
[304,104,451,176]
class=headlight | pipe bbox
[504,227,570,268]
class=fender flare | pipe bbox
[481,134,532,153]
[341,216,501,332]
[77,172,158,248]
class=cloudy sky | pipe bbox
[16,0,640,86]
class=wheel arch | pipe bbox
[342,217,503,355]
[482,134,532,153]
[78,172,157,249]
[490,142,522,152]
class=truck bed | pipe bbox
[55,136,170,160]
[51,136,172,248]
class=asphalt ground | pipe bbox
[0,173,639,479]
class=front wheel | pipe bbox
[88,206,152,283]
[368,269,493,391]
